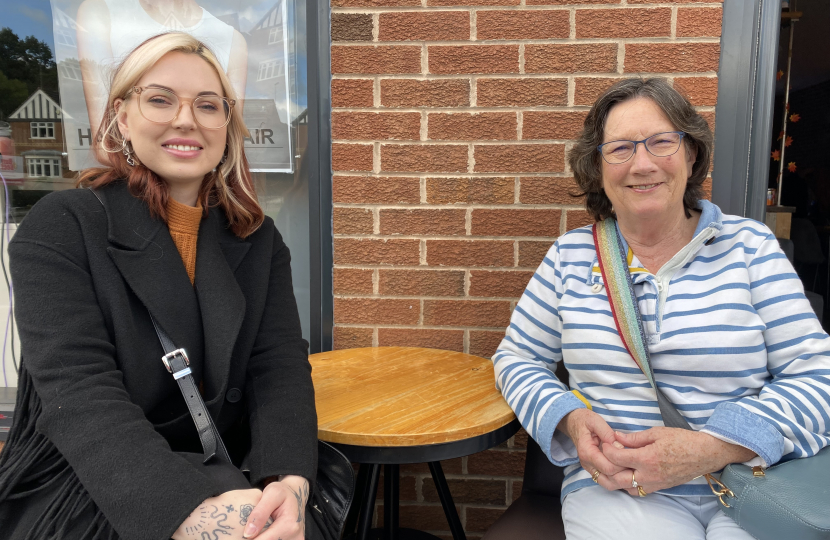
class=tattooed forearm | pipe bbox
[285,482,309,524]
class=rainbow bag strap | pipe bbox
[592,217,691,431]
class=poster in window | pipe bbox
[50,0,296,172]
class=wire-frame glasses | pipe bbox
[128,86,235,130]
[598,131,686,164]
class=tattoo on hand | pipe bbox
[240,504,254,526]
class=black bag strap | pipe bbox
[150,313,231,464]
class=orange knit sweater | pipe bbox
[167,198,202,284]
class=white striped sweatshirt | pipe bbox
[493,201,830,501]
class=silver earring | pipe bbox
[219,146,228,165]
[122,138,136,167]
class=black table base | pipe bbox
[337,419,520,540]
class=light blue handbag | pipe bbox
[595,218,830,540]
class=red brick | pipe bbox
[333,112,420,141]
[523,111,587,140]
[511,480,523,502]
[574,77,619,106]
[332,143,373,172]
[700,110,715,132]
[381,79,470,108]
[469,270,533,298]
[469,330,506,358]
[466,507,508,533]
[374,472,418,501]
[333,268,374,295]
[378,328,464,351]
[527,0,618,4]
[423,478,507,505]
[674,77,719,106]
[427,240,514,267]
[471,209,560,237]
[333,326,373,349]
[477,78,568,107]
[630,0,721,3]
[565,209,595,231]
[334,238,420,265]
[334,298,420,325]
[429,112,517,141]
[702,176,712,200]
[625,43,721,73]
[379,209,467,235]
[379,11,469,41]
[333,207,373,236]
[429,45,519,75]
[576,8,671,38]
[333,0,418,6]
[332,45,421,74]
[379,269,465,296]
[513,429,528,448]
[474,144,564,173]
[477,10,569,40]
[382,144,469,173]
[677,7,723,37]
[427,177,514,205]
[468,448,526,476]
[333,176,420,204]
[423,300,512,327]
[525,44,617,73]
[518,241,554,268]
[400,458,462,474]
[332,13,373,41]
[332,79,374,108]
[429,0,518,5]
[520,177,584,205]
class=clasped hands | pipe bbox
[173,475,308,540]
[559,409,756,497]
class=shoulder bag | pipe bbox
[594,217,830,540]
[150,314,355,540]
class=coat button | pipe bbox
[591,283,603,293]
[226,388,242,403]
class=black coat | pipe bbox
[0,181,317,540]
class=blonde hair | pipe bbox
[81,32,264,238]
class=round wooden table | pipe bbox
[310,347,519,540]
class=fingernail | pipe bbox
[613,441,624,449]
[243,523,256,538]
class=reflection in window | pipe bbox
[268,26,283,45]
[26,157,62,178]
[30,122,55,139]
[258,59,284,81]
[58,59,83,82]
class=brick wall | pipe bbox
[330,1,722,536]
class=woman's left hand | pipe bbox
[600,428,757,496]
[242,475,309,539]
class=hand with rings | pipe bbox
[557,409,631,491]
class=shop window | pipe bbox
[257,59,284,81]
[26,157,62,178]
[268,26,283,45]
[30,122,55,139]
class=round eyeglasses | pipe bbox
[597,131,686,164]
[127,86,235,130]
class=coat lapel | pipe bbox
[194,208,250,411]
[97,184,203,357]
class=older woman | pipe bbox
[493,78,830,539]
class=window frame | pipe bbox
[29,122,55,140]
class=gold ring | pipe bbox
[591,470,601,483]
[637,486,647,497]
[631,471,639,489]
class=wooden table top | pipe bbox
[310,347,516,447]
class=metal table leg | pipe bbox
[384,464,400,540]
[357,464,382,540]
[344,464,371,537]
[428,461,466,540]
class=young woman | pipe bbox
[0,33,317,540]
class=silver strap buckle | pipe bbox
[162,348,190,373]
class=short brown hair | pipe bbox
[568,78,713,222]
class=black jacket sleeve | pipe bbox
[9,194,221,540]
[244,226,317,485]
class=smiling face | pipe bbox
[600,97,696,226]
[116,51,228,195]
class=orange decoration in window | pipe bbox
[788,162,797,173]
[772,150,781,161]
[790,113,801,123]
[785,136,793,147]
[777,70,784,80]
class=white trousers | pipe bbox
[562,487,755,540]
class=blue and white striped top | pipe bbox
[493,200,830,501]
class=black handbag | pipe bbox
[150,314,354,539]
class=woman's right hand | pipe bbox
[173,489,267,540]
[558,408,630,487]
